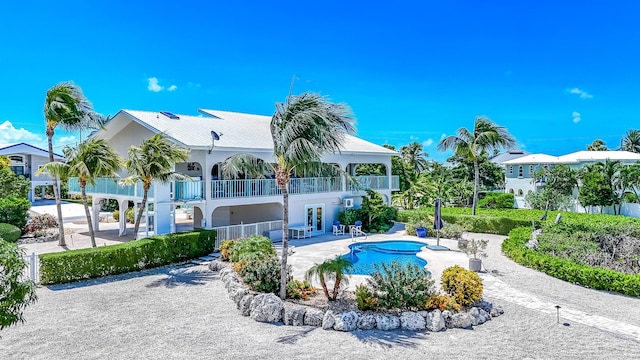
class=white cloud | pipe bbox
[147,77,163,92]
[57,135,77,145]
[0,120,42,147]
[568,88,593,99]
[409,135,419,141]
[422,139,434,147]
[572,111,582,123]
[440,133,447,140]
[168,85,177,91]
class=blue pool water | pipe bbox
[342,240,428,275]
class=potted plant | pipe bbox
[461,239,488,272]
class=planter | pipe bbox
[416,227,427,238]
[469,258,482,272]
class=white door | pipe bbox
[305,204,325,234]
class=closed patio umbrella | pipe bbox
[434,198,444,247]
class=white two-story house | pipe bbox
[69,109,399,240]
[503,150,640,209]
[0,143,64,201]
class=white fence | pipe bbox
[22,252,39,283]
[212,220,284,246]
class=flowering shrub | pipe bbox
[425,294,461,312]
[24,214,58,234]
[287,279,317,300]
[440,265,483,306]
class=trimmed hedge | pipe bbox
[0,196,31,229]
[0,223,22,242]
[39,230,216,285]
[503,227,640,297]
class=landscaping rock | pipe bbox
[249,294,284,323]
[527,229,542,250]
[357,313,377,330]
[239,294,254,316]
[490,304,504,317]
[208,260,226,273]
[400,312,426,331]
[469,307,484,326]
[451,313,473,329]
[226,281,242,297]
[333,312,359,332]
[304,309,324,327]
[442,310,453,329]
[283,306,306,326]
[477,300,493,313]
[375,314,400,331]
[231,287,249,308]
[426,309,446,332]
[479,308,491,321]
[417,311,429,318]
[322,311,336,330]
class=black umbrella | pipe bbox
[434,198,444,247]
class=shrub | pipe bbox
[477,192,515,209]
[355,284,378,311]
[39,230,216,284]
[287,279,317,300]
[338,209,366,229]
[366,261,436,310]
[427,223,465,240]
[440,265,483,306]
[0,223,21,243]
[0,239,37,330]
[24,214,58,234]
[239,254,283,294]
[112,210,120,222]
[125,208,135,223]
[230,235,275,263]
[0,196,31,229]
[425,294,461,312]
[219,240,236,261]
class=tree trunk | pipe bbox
[472,158,480,216]
[47,131,66,246]
[80,181,96,247]
[331,274,342,300]
[319,275,330,300]
[279,185,289,299]
[133,186,149,240]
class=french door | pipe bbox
[305,204,325,234]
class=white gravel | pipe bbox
[2,259,640,359]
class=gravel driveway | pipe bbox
[2,260,640,359]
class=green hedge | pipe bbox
[40,230,216,285]
[503,227,640,297]
[0,223,21,242]
[0,196,31,229]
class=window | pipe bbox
[509,166,513,174]
[9,155,24,164]
[517,189,524,196]
[508,189,514,194]
[10,166,24,176]
[518,166,523,178]
[529,165,534,175]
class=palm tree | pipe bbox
[222,92,355,299]
[401,142,429,173]
[37,139,122,247]
[587,139,608,151]
[305,256,353,301]
[437,116,515,215]
[622,130,640,153]
[120,133,189,238]
[44,82,104,246]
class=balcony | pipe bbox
[349,175,400,192]
[173,180,204,201]
[289,177,341,195]
[211,179,281,199]
[68,177,153,198]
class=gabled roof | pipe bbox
[489,149,530,165]
[0,142,64,159]
[502,153,563,165]
[99,109,397,155]
[558,150,640,163]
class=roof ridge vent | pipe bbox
[159,111,180,119]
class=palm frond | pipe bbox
[221,153,274,179]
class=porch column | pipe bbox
[118,199,127,236]
[91,197,101,232]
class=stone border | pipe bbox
[210,260,504,332]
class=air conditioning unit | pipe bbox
[343,198,354,208]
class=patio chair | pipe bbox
[332,220,345,235]
[349,220,363,235]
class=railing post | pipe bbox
[30,252,36,281]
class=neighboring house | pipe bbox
[0,143,64,201]
[489,149,530,167]
[502,150,640,209]
[71,109,399,240]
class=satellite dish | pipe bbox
[211,131,221,141]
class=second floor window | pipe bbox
[518,166,523,178]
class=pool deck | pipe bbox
[285,222,469,289]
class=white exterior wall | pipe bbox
[504,177,535,208]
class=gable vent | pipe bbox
[159,111,180,119]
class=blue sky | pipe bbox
[2,1,640,162]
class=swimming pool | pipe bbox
[342,240,428,275]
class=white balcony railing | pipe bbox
[68,177,153,198]
[349,175,400,192]
[173,180,204,201]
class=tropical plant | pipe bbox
[528,164,579,219]
[239,254,284,294]
[0,161,30,199]
[0,239,38,330]
[230,235,275,262]
[120,133,189,238]
[37,138,122,247]
[305,256,353,301]
[366,261,436,310]
[286,279,317,300]
[401,142,429,173]
[460,239,488,259]
[223,92,355,299]
[43,82,105,246]
[438,116,515,215]
[622,130,640,153]
[440,265,483,306]
[587,139,608,151]
[355,284,378,311]
[0,197,31,229]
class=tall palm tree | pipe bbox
[401,142,429,173]
[587,139,608,151]
[622,130,640,153]
[37,139,122,247]
[44,82,104,246]
[222,92,355,299]
[437,116,515,215]
[120,133,189,239]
